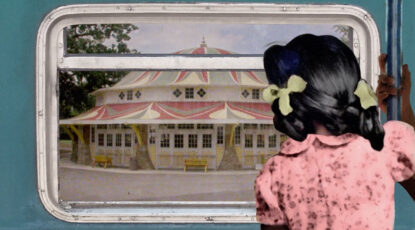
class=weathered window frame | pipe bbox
[36,3,380,223]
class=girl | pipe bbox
[255,34,415,230]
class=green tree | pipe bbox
[333,25,352,46]
[59,24,138,119]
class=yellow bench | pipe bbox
[184,159,208,172]
[92,155,112,168]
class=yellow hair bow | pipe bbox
[353,80,378,109]
[262,75,307,116]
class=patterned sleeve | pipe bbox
[254,157,287,226]
[384,121,415,182]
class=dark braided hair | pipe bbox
[264,34,384,151]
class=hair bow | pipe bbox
[353,80,377,109]
[262,75,307,116]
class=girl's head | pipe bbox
[264,34,384,150]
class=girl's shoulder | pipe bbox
[383,120,414,132]
[383,120,415,147]
[382,120,415,182]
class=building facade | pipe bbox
[60,41,286,170]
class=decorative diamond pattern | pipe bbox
[119,91,125,100]
[197,88,206,98]
[242,89,250,98]
[135,90,141,99]
[173,89,182,98]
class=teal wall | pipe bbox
[0,0,413,229]
[394,0,415,229]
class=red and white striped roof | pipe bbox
[60,101,273,125]
[93,41,267,94]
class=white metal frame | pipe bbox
[36,3,380,223]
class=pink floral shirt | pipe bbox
[255,121,415,230]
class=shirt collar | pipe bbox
[280,132,358,155]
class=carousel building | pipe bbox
[60,40,286,170]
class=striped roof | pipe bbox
[93,42,267,94]
[60,101,273,125]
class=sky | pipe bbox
[121,23,347,54]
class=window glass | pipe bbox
[234,126,241,144]
[161,134,170,148]
[106,134,113,147]
[252,89,260,100]
[269,134,277,148]
[197,124,214,129]
[127,90,133,100]
[217,126,224,144]
[202,134,212,148]
[257,134,265,148]
[178,124,194,129]
[185,88,194,99]
[174,134,184,148]
[115,133,122,147]
[98,133,104,146]
[125,134,132,147]
[245,134,253,148]
[188,134,198,148]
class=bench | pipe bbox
[184,158,208,172]
[92,155,112,168]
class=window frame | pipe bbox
[37,3,380,223]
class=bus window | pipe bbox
[37,3,380,223]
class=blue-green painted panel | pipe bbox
[395,1,415,229]
[1,0,413,229]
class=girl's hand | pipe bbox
[375,54,412,113]
[376,54,397,113]
[401,64,411,102]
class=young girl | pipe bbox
[255,34,415,230]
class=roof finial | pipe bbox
[200,35,207,48]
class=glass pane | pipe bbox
[66,23,355,55]
[57,22,355,204]
[58,68,286,202]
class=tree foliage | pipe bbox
[333,25,352,45]
[59,24,138,119]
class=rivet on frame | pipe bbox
[38,110,44,116]
[296,7,300,11]
[206,6,211,10]
[59,58,63,63]
[118,217,122,221]
[364,15,368,20]
[127,6,133,11]
[250,6,254,10]
[162,6,166,10]
[282,6,287,11]
[73,216,79,221]
[58,43,63,48]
